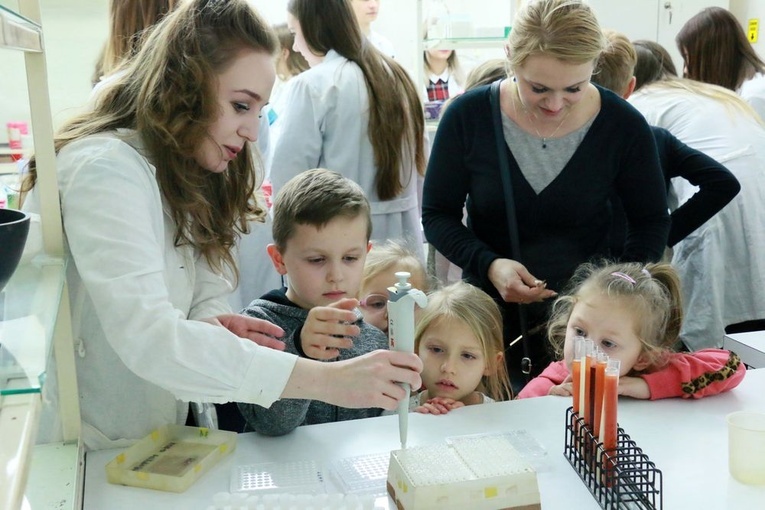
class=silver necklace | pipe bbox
[512,82,572,149]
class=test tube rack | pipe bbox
[563,407,663,510]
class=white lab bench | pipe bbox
[82,368,765,509]
[724,331,765,368]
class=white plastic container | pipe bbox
[105,425,237,492]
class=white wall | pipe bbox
[730,0,765,56]
[3,0,765,144]
[0,0,109,142]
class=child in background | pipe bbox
[237,169,393,436]
[411,281,512,414]
[359,240,430,333]
[424,49,465,102]
[517,261,745,400]
[270,23,309,119]
[423,48,465,121]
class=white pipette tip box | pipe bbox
[387,433,541,510]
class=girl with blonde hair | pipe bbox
[410,282,513,414]
[518,261,744,400]
[359,240,429,333]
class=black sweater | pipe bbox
[423,84,670,301]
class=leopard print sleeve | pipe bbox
[680,352,742,395]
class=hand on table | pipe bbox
[487,258,557,304]
[204,314,286,350]
[415,396,465,414]
[618,376,651,399]
[301,298,361,360]
[549,374,574,396]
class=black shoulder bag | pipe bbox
[489,79,532,379]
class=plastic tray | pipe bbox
[231,460,324,494]
[105,425,237,493]
[329,452,389,495]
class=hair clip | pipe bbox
[610,271,636,285]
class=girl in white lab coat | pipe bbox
[22,0,421,450]
[676,7,765,122]
[628,41,765,351]
[271,0,426,257]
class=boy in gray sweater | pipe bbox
[237,169,388,436]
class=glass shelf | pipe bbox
[0,4,41,52]
[424,35,508,50]
[0,255,66,395]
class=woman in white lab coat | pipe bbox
[271,0,425,255]
[21,0,421,450]
[628,42,765,351]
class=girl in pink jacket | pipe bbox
[518,261,744,400]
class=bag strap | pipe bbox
[489,79,532,377]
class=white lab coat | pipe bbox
[228,114,283,311]
[630,86,765,350]
[368,30,395,58]
[269,50,423,255]
[739,72,765,122]
[24,131,296,450]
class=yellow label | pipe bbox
[484,486,498,499]
[748,19,759,43]
[199,427,209,437]
[116,453,126,465]
[150,430,160,442]
[136,472,149,481]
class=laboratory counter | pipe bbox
[83,368,765,509]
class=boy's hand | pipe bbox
[618,376,651,399]
[203,314,286,350]
[301,298,361,360]
[415,396,465,415]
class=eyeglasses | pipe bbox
[359,294,387,313]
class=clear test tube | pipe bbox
[571,336,585,415]
[593,350,609,437]
[580,339,594,428]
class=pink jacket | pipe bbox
[516,349,745,400]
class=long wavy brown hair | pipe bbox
[287,0,425,201]
[26,0,276,281]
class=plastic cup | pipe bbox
[727,411,765,484]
